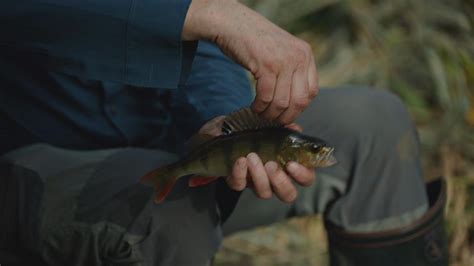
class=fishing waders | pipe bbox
[325,178,448,266]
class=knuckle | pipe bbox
[253,99,271,112]
[227,178,242,191]
[257,87,273,98]
[295,42,310,59]
[229,181,240,191]
[274,176,297,202]
[299,175,315,187]
[248,60,259,75]
[301,42,313,57]
[262,61,280,74]
[258,190,272,199]
[272,171,288,188]
[309,86,319,98]
[279,115,292,125]
[281,55,294,66]
[294,98,309,109]
[234,182,246,191]
[294,52,306,65]
[289,165,302,177]
[283,189,298,203]
[231,171,246,183]
[259,95,273,105]
[274,99,289,110]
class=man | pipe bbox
[0,0,447,265]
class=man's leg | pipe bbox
[222,87,447,265]
[0,144,221,266]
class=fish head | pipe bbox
[283,133,337,168]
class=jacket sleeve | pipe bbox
[169,41,254,139]
[0,0,196,88]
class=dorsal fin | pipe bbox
[222,107,282,135]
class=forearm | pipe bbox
[181,0,318,124]
[183,0,238,41]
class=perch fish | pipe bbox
[140,107,337,203]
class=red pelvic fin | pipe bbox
[140,168,161,185]
[154,178,177,204]
[188,176,219,187]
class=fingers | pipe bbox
[278,58,310,124]
[251,40,317,124]
[265,161,297,203]
[226,157,248,191]
[247,153,272,199]
[225,154,314,204]
[286,161,316,187]
[252,74,277,113]
[308,53,319,99]
[285,123,303,132]
[260,69,292,119]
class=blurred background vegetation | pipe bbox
[214,0,474,265]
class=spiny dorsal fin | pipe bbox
[222,107,282,135]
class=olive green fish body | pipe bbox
[140,108,336,203]
[177,128,292,177]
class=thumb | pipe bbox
[285,123,303,132]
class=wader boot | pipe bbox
[325,178,448,266]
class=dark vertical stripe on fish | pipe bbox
[181,159,190,173]
[251,132,260,153]
[224,138,234,172]
[200,154,209,171]
[269,136,278,159]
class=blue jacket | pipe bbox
[0,0,253,154]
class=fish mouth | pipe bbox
[317,147,337,167]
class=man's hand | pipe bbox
[183,0,318,124]
[199,116,316,203]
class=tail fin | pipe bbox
[140,166,179,204]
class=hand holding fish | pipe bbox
[183,0,318,124]
[199,116,315,203]
[141,108,336,204]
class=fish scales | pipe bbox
[140,107,337,203]
[180,128,289,177]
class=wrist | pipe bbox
[182,0,238,41]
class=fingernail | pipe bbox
[287,161,299,173]
[247,153,259,166]
[265,161,278,175]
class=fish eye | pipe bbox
[311,144,322,152]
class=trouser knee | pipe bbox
[297,87,427,231]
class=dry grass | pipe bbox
[215,0,474,265]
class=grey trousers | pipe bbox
[224,87,428,234]
[0,87,428,266]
